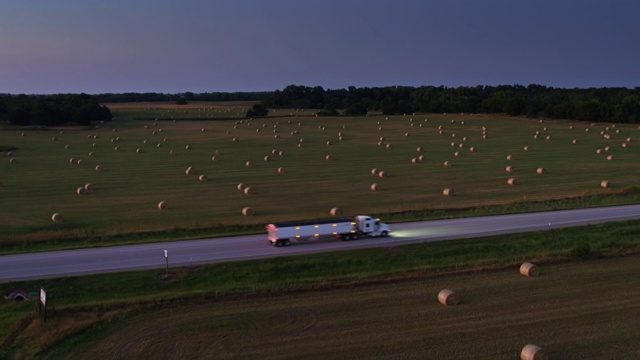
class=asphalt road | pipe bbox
[1,205,639,283]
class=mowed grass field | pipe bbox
[1,102,639,245]
[42,255,640,360]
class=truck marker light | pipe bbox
[295,226,300,230]
[314,234,319,237]
[314,225,319,228]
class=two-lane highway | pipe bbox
[1,205,639,283]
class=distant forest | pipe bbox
[0,94,112,127]
[261,84,640,123]
[2,85,639,126]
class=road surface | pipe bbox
[1,205,639,283]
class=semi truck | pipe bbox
[266,215,390,247]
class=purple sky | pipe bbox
[1,0,639,94]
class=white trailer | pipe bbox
[266,215,390,247]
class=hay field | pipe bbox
[50,255,640,360]
[1,103,639,241]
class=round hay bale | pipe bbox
[95,165,102,171]
[437,289,459,306]
[378,127,383,131]
[601,180,611,189]
[569,125,574,130]
[215,149,222,155]
[520,262,539,277]
[482,134,487,139]
[596,149,602,154]
[377,141,384,146]
[523,146,529,151]
[326,141,332,145]
[232,137,239,142]
[604,146,610,152]
[507,177,517,185]
[278,150,284,156]
[506,155,513,160]
[505,165,513,172]
[69,158,76,164]
[451,142,457,147]
[52,137,57,141]
[76,186,86,195]
[297,143,304,148]
[136,148,142,153]
[245,161,252,167]
[444,161,452,167]
[370,183,380,191]
[271,149,278,155]
[198,175,208,181]
[443,188,454,196]
[536,167,545,174]
[416,146,423,152]
[385,143,392,149]
[243,187,253,195]
[330,207,342,216]
[572,139,577,144]
[454,151,460,157]
[274,134,280,139]
[242,207,254,216]
[411,157,418,163]
[622,142,628,148]
[325,155,334,160]
[185,145,191,150]
[76,159,83,165]
[520,344,547,360]
[458,143,464,148]
[404,132,410,137]
[155,143,161,148]
[157,201,167,210]
[418,155,425,161]
[84,183,94,191]
[264,155,270,161]
[9,158,17,164]
[626,137,633,142]
[371,168,378,175]
[237,183,246,191]
[607,155,614,161]
[185,167,195,175]
[51,213,63,223]
[469,147,475,152]
[585,128,590,132]
[378,171,387,178]
[89,151,95,157]
[143,140,148,144]
[277,167,286,173]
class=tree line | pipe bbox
[262,84,640,123]
[2,85,639,126]
[0,94,113,127]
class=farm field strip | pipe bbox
[1,105,639,243]
[46,255,640,360]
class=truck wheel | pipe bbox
[381,231,389,237]
[283,239,291,246]
[275,240,282,247]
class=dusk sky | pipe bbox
[1,0,639,94]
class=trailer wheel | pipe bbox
[381,231,389,238]
[283,239,291,246]
[275,240,283,247]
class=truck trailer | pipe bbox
[266,215,390,247]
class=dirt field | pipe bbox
[55,255,640,360]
